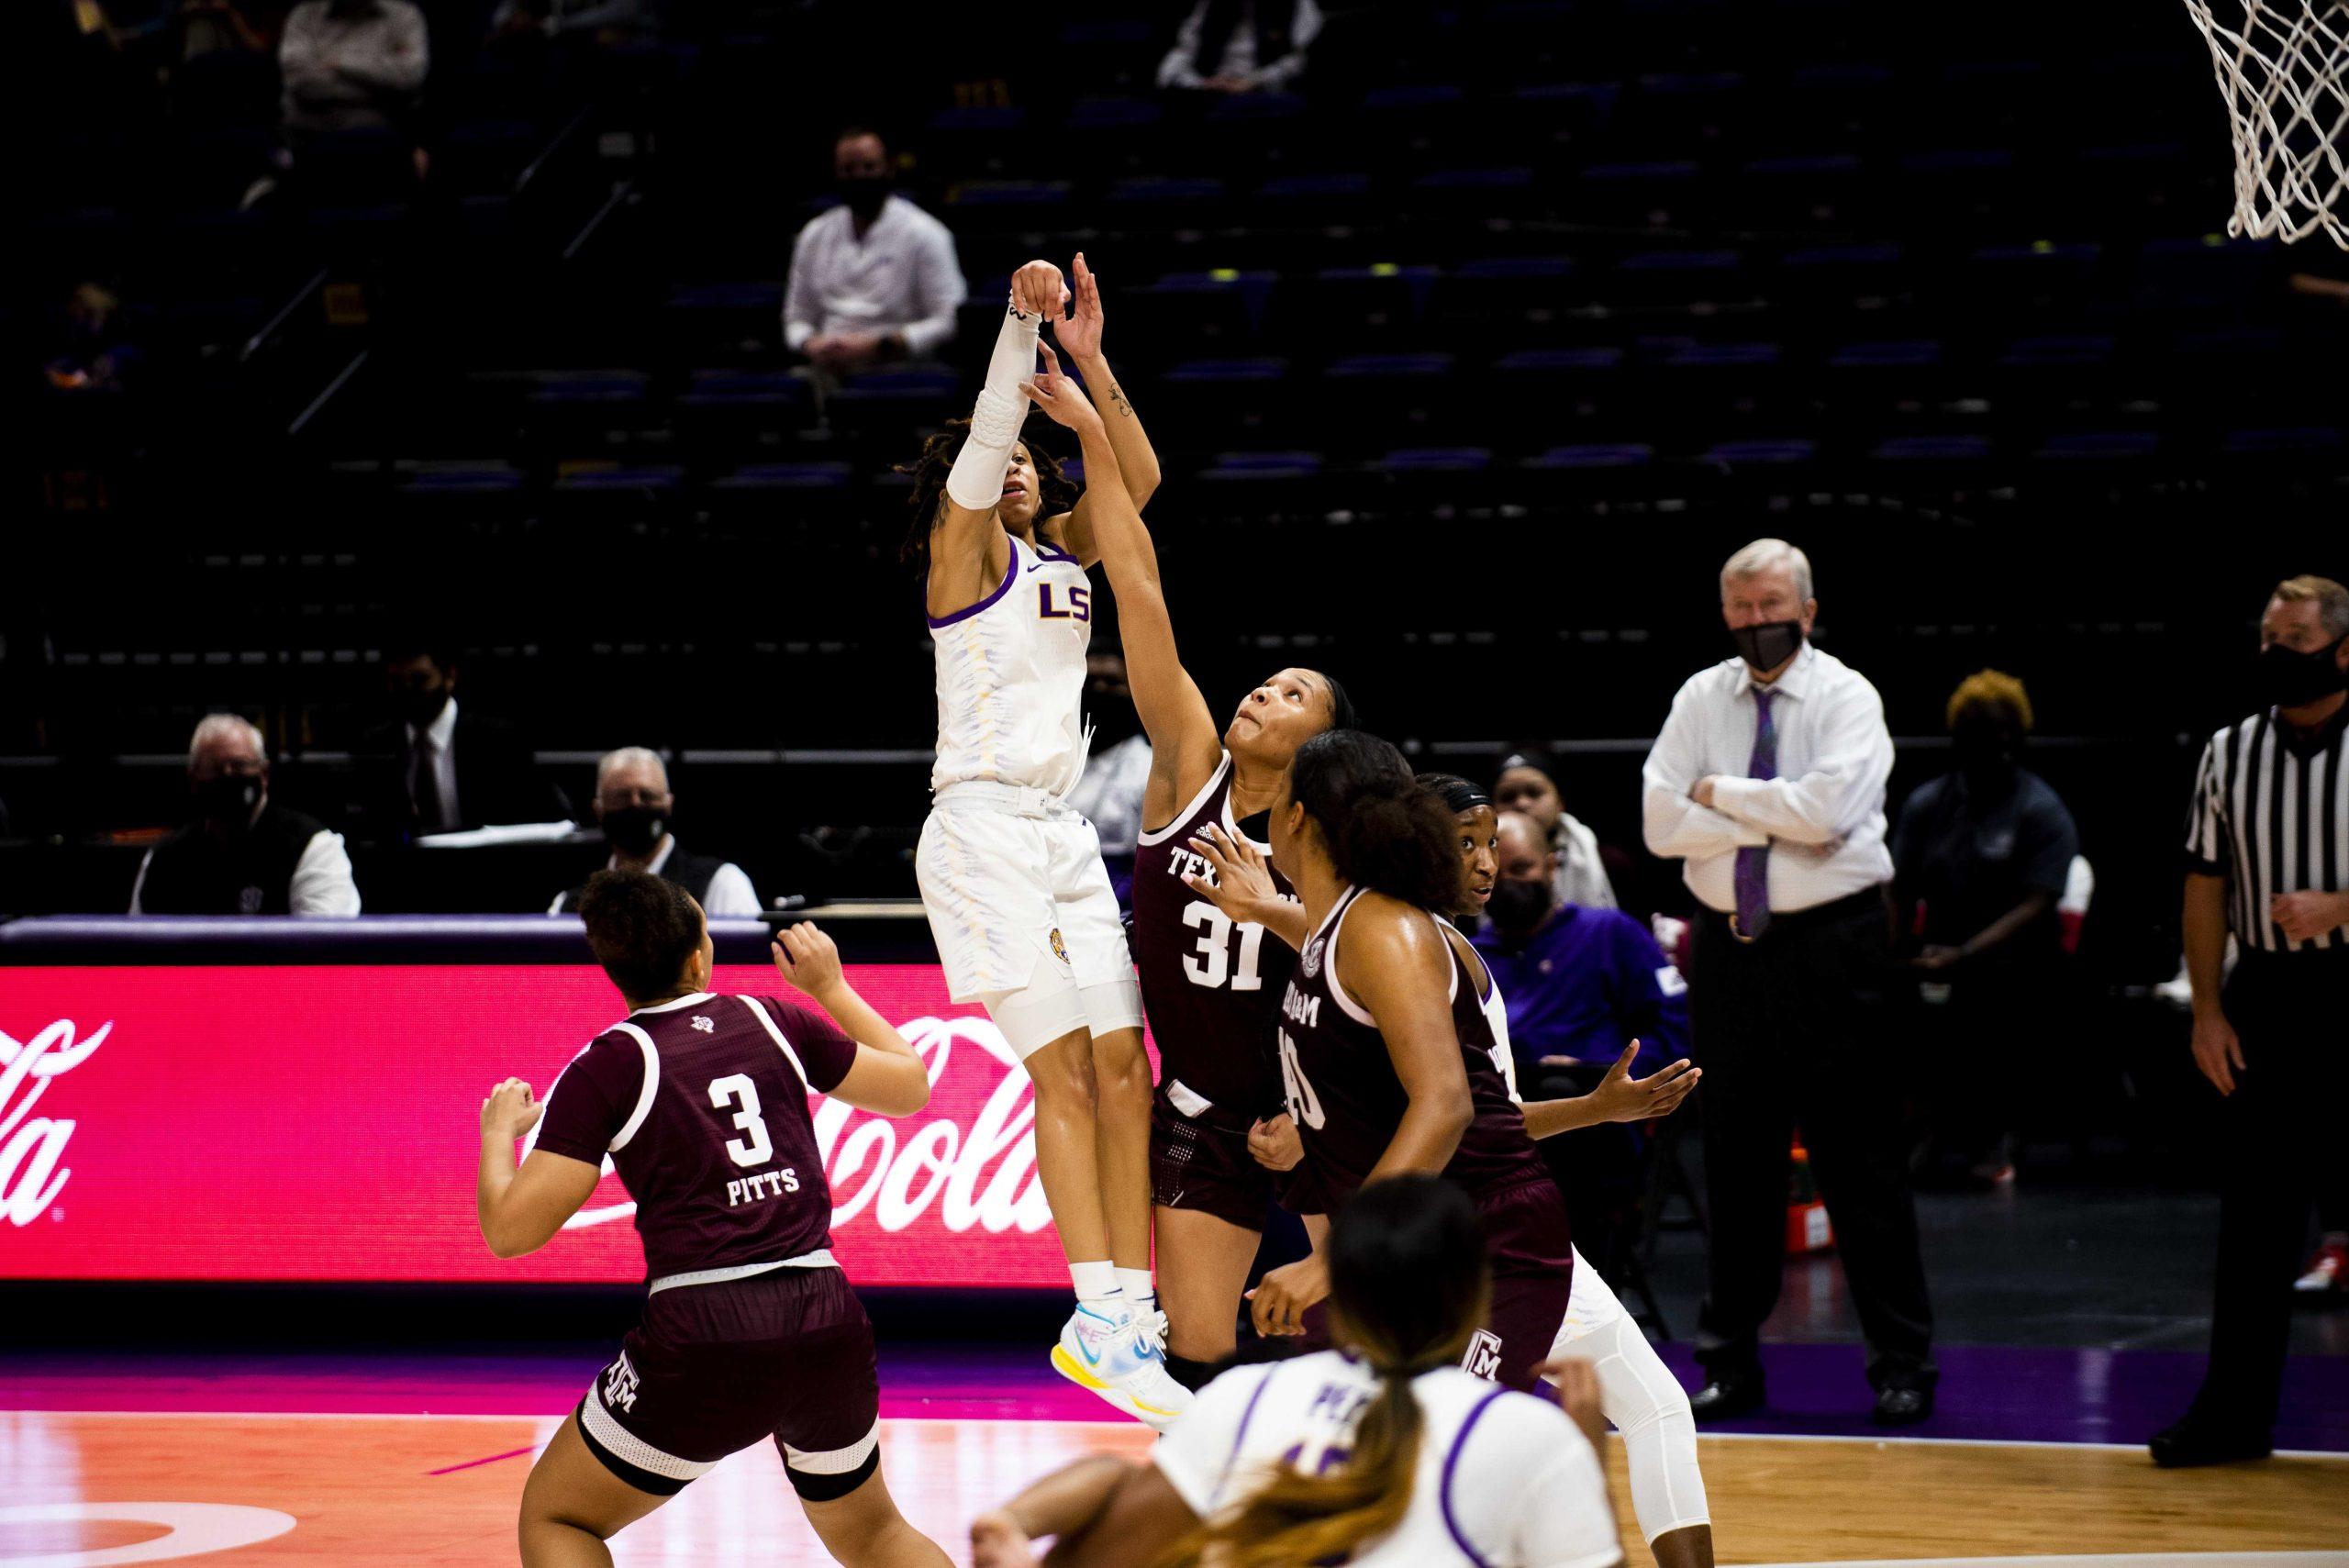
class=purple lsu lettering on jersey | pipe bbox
[1130,757,1293,1115]
[533,993,860,1284]
[1276,889,1546,1208]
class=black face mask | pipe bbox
[1952,718,2020,794]
[603,806,668,857]
[397,685,451,730]
[2258,637,2349,708]
[837,175,892,220]
[195,774,261,831]
[1486,876,1553,934]
[1731,619,1806,674]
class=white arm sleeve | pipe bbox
[944,300,1041,509]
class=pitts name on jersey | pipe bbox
[725,1169,803,1207]
[1280,984,1321,1030]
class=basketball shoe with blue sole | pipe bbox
[1051,1303,1194,1431]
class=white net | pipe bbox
[2182,1,2349,245]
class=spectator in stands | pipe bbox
[1474,807,1688,1271]
[130,714,361,916]
[1066,651,1152,902]
[355,639,571,838]
[277,0,427,179]
[42,283,142,396]
[783,126,967,380]
[549,747,761,916]
[1890,669,2081,1187]
[1494,744,1622,911]
[1642,537,1934,1426]
[2157,573,2349,1467]
[1157,0,1320,93]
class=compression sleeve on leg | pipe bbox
[1587,1314,1712,1542]
[944,300,1041,510]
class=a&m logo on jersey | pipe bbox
[1301,935,1326,980]
[690,1015,715,1034]
[1462,1329,1505,1381]
[604,1351,641,1413]
[1049,928,1070,965]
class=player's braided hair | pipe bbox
[1156,1176,1491,1568]
[895,419,1080,571]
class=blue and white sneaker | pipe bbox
[1050,1303,1194,1430]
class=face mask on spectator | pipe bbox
[1730,619,1805,673]
[1486,875,1553,933]
[2258,636,2349,707]
[195,774,261,830]
[398,684,451,729]
[837,174,892,221]
[1952,715,2020,792]
[602,805,667,857]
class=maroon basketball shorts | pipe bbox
[1463,1176,1575,1395]
[1150,1088,1277,1231]
[578,1265,881,1501]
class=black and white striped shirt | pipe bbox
[2185,706,2349,953]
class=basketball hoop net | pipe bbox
[2181,0,2349,246]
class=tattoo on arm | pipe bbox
[1108,383,1134,420]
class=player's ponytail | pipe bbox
[1158,1176,1491,1568]
[1290,729,1460,911]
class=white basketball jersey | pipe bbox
[1155,1351,1621,1568]
[1439,918,1521,1099]
[928,533,1095,796]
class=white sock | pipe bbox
[1070,1260,1121,1308]
[1116,1268,1157,1311]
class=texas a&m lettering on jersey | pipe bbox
[1132,753,1297,1117]
[532,992,860,1285]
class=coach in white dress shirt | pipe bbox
[1642,538,1934,1427]
[784,127,968,379]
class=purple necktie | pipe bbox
[1732,686,1776,939]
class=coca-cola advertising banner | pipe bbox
[1,965,1083,1286]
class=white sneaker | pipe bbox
[1051,1303,1194,1431]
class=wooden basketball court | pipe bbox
[6,1410,2343,1567]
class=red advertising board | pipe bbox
[0,965,1086,1286]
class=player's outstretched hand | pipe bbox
[774,922,846,998]
[970,1510,1041,1568]
[1010,259,1069,320]
[1184,823,1280,925]
[481,1077,541,1142]
[1248,1113,1305,1173]
[1586,1042,1700,1124]
[1534,1354,1608,1455]
[1019,341,1102,435]
[1247,1253,1330,1337]
[1052,251,1105,360]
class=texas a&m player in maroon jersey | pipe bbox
[474,870,952,1568]
[1239,729,1576,1396]
[1019,347,1356,1389]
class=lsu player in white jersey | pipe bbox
[1182,773,1714,1568]
[970,1175,1623,1568]
[900,255,1189,1428]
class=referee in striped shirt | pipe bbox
[2155,573,2349,1468]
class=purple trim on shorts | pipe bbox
[1441,1385,1512,1568]
[1216,1362,1281,1507]
[926,539,1024,628]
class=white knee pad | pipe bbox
[1586,1315,1711,1543]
